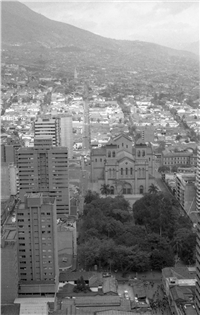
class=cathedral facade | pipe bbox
[91,134,155,195]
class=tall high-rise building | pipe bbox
[74,67,78,80]
[1,162,19,200]
[59,114,73,159]
[16,193,59,296]
[1,227,18,303]
[82,83,90,152]
[195,145,200,312]
[34,114,74,158]
[34,116,60,146]
[196,145,200,213]
[1,143,21,165]
[18,137,70,218]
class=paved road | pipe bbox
[156,178,173,197]
[145,282,172,315]
[117,283,135,300]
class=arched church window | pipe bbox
[123,183,132,195]
[110,186,114,195]
[139,185,144,194]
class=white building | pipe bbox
[60,114,73,159]
[1,163,19,199]
[196,145,200,314]
[34,116,60,146]
[175,173,196,216]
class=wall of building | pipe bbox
[91,136,155,195]
[1,234,18,304]
[195,146,200,312]
[18,146,70,218]
[34,117,60,146]
[17,194,59,295]
[60,115,73,159]
[184,183,196,214]
[1,164,11,200]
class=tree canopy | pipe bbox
[84,190,99,204]
[158,165,170,173]
[148,183,159,194]
[78,192,195,273]
[132,192,178,238]
[100,184,111,196]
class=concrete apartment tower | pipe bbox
[82,83,90,152]
[1,227,18,304]
[18,137,70,218]
[60,114,73,159]
[1,163,19,200]
[34,116,60,146]
[16,193,59,296]
[195,145,200,312]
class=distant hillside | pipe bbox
[183,41,199,55]
[1,1,198,71]
[1,1,117,49]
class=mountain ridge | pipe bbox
[2,0,198,73]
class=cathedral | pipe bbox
[91,134,155,195]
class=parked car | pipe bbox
[103,272,111,278]
[124,290,129,299]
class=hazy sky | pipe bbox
[20,0,199,48]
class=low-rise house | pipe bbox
[102,277,118,295]
[59,271,95,285]
[89,274,103,292]
[162,266,197,315]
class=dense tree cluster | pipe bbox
[78,192,196,274]
[73,276,91,293]
[132,193,196,266]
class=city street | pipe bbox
[117,277,172,315]
[156,178,173,197]
[117,283,135,300]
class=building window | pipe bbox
[126,168,128,175]
[122,143,124,147]
[123,183,132,195]
[112,151,116,158]
[127,188,131,194]
[139,185,144,194]
[138,168,141,177]
[109,169,111,177]
[138,151,141,157]
[108,151,111,157]
[126,145,128,148]
[100,158,102,162]
[130,168,133,175]
[142,150,145,157]
[121,168,123,176]
[110,186,114,195]
[95,158,97,162]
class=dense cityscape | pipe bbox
[1,1,200,315]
